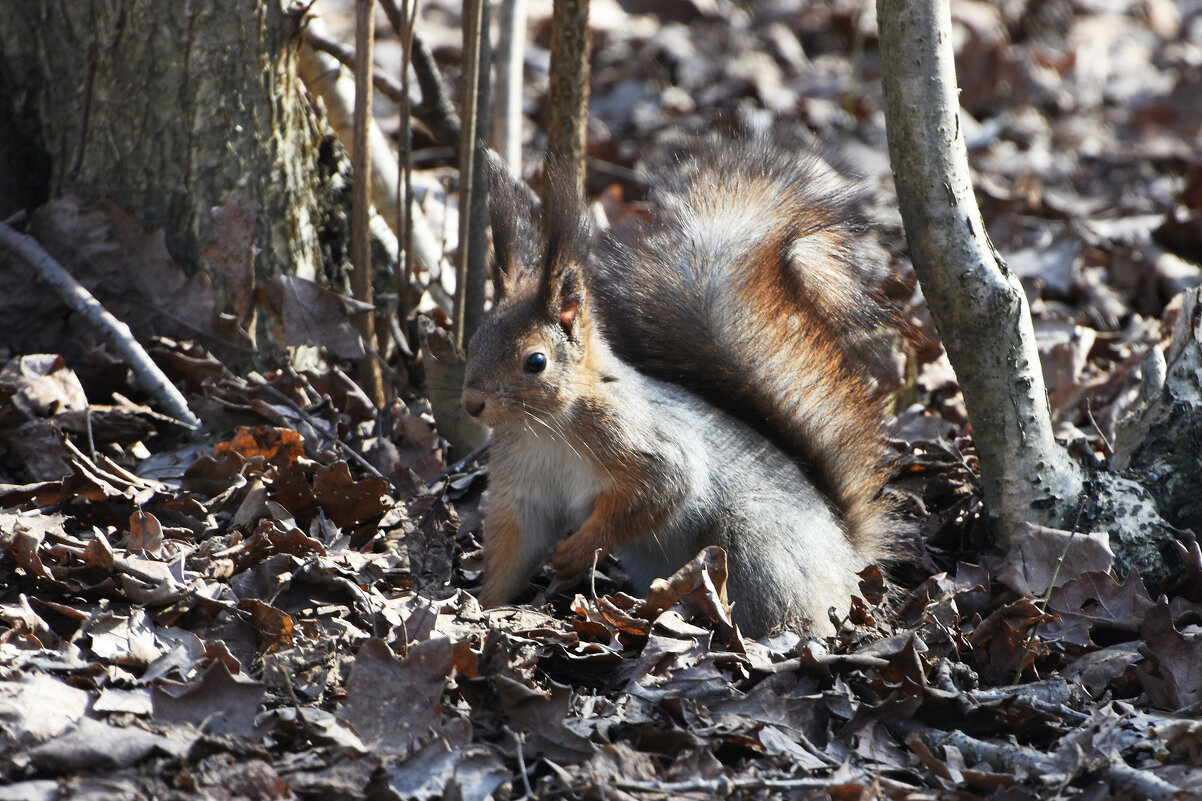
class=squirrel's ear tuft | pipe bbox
[488,158,540,300]
[559,296,581,330]
[537,154,592,331]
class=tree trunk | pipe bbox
[877,0,1184,584]
[877,0,1085,544]
[547,0,591,193]
[0,0,349,304]
[455,0,492,352]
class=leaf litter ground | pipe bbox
[2,0,1202,798]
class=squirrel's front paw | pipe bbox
[551,534,607,578]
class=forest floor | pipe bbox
[1,0,1201,799]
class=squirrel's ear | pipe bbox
[546,261,586,340]
[536,154,591,338]
[488,158,540,300]
[559,296,581,329]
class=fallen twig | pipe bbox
[0,221,201,428]
[891,718,1183,801]
[433,440,489,484]
[614,776,872,794]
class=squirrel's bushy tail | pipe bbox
[592,141,899,559]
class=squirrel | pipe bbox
[460,139,900,637]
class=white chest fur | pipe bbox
[492,429,607,555]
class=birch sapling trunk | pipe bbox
[493,0,529,173]
[877,0,1086,546]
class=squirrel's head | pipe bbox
[462,159,596,427]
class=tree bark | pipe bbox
[0,0,348,300]
[455,0,492,351]
[547,0,591,193]
[877,0,1085,545]
[350,0,386,406]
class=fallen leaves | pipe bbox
[2,0,1201,797]
[1138,603,1202,711]
[2,288,1199,800]
[256,276,376,360]
[152,660,266,738]
[1,345,1199,798]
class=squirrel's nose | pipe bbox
[462,388,486,419]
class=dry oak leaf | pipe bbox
[639,545,741,647]
[0,671,91,747]
[127,508,164,557]
[1045,569,1154,641]
[0,354,88,422]
[970,598,1056,685]
[200,191,257,326]
[264,461,322,528]
[385,737,509,801]
[312,460,391,529]
[232,518,326,573]
[995,522,1114,598]
[28,716,188,773]
[1,510,66,581]
[1137,602,1202,710]
[238,597,296,652]
[151,659,266,739]
[215,426,306,468]
[256,275,373,359]
[339,637,455,756]
[572,592,654,644]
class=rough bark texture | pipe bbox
[877,0,1085,545]
[1101,289,1202,578]
[0,0,349,297]
[1112,289,1202,532]
[350,0,385,406]
[456,0,492,351]
[547,0,591,192]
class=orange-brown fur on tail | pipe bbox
[592,141,898,563]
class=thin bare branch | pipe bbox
[454,0,491,352]
[0,221,201,429]
[547,0,591,192]
[297,26,450,282]
[396,0,420,326]
[351,0,385,406]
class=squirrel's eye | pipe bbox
[524,352,547,374]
